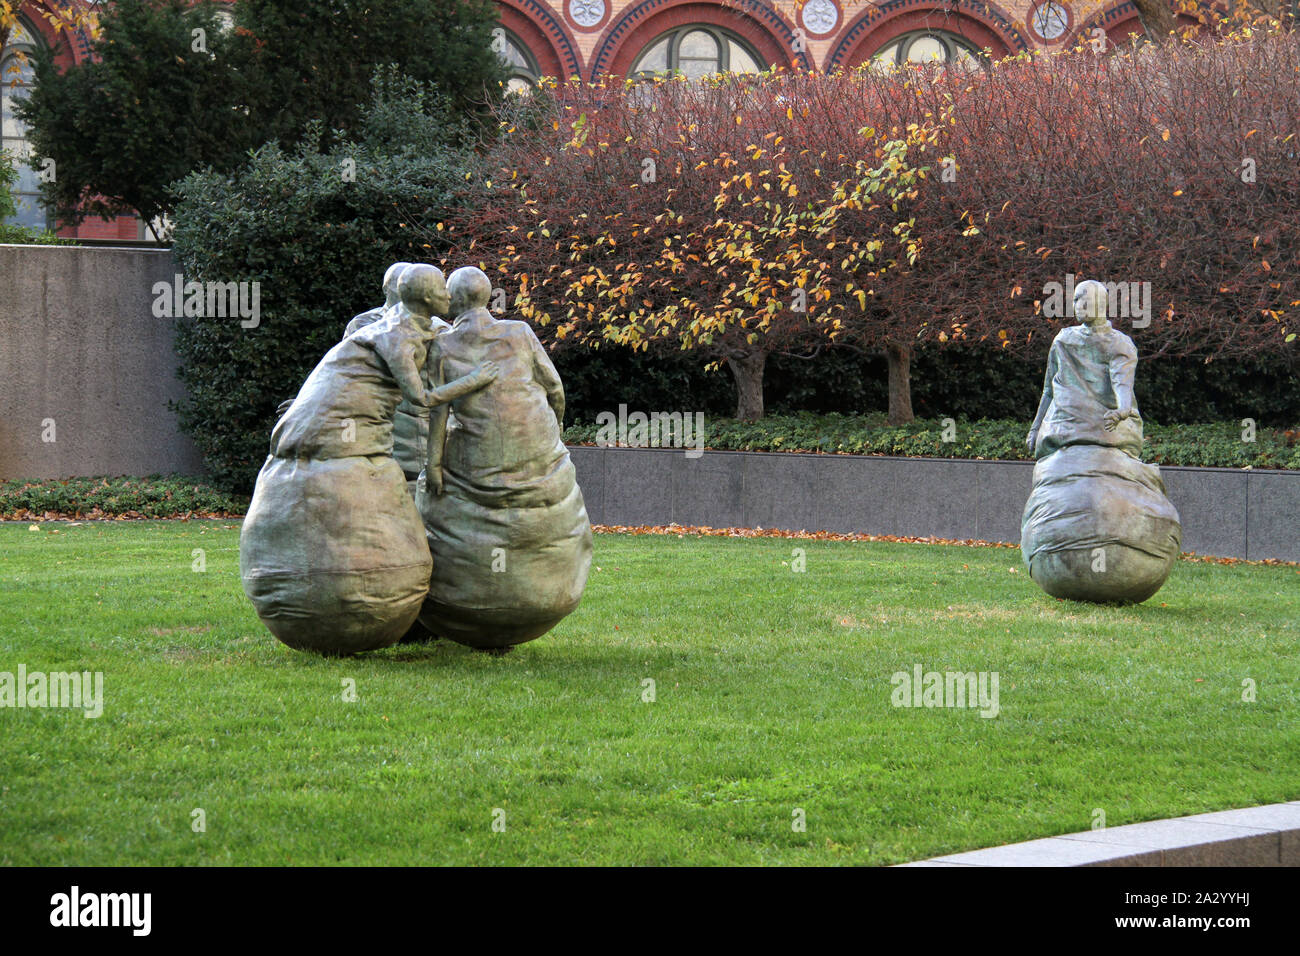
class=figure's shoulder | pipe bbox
[359,315,431,360]
[1108,329,1138,358]
[345,306,383,338]
[348,309,392,340]
[314,336,369,370]
[495,318,534,336]
[493,318,543,347]
[1051,326,1080,348]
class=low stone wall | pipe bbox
[0,244,202,480]
[568,446,1300,562]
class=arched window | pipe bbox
[1,19,46,229]
[872,30,984,71]
[632,25,765,80]
[492,26,540,93]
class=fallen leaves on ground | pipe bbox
[591,524,1300,569]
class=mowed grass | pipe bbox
[0,521,1297,866]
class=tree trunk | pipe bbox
[1129,0,1179,41]
[885,342,914,425]
[726,351,768,421]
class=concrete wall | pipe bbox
[0,244,203,479]
[569,446,1300,562]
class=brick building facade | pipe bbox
[4,0,1165,240]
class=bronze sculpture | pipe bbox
[415,267,594,650]
[1021,280,1182,603]
[242,261,592,655]
[240,265,496,655]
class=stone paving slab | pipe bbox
[898,802,1300,867]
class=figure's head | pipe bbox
[382,261,413,306]
[398,264,450,320]
[1073,279,1110,327]
[448,266,493,319]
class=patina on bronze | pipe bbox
[416,266,593,650]
[240,264,497,655]
[1021,279,1182,603]
[342,262,451,489]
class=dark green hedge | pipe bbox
[552,344,1300,428]
[562,414,1300,471]
[1,475,248,519]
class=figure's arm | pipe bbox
[1103,347,1138,431]
[378,326,494,408]
[529,329,565,424]
[425,352,449,497]
[380,332,431,408]
[1027,345,1057,452]
[424,361,498,407]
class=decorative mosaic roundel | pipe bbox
[801,0,840,36]
[569,0,606,29]
[1030,2,1070,40]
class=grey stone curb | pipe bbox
[897,801,1300,866]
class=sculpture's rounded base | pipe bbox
[416,466,593,652]
[1021,445,1181,606]
[419,600,579,650]
[1027,545,1176,604]
[246,567,429,655]
[241,454,432,655]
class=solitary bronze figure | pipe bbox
[1021,279,1182,603]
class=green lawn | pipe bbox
[1,521,1296,866]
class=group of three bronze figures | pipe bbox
[240,263,594,655]
[239,270,1179,655]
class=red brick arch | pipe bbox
[12,0,97,69]
[11,1,135,240]
[1070,3,1204,48]
[827,0,1028,70]
[496,0,584,79]
[590,0,813,80]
